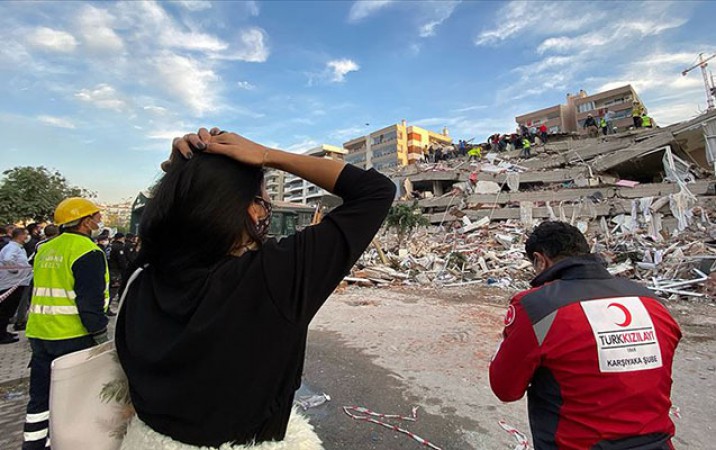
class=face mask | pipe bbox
[253,197,273,241]
[24,235,31,244]
[89,218,105,239]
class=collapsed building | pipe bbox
[347,111,716,299]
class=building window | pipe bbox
[603,97,626,107]
[373,146,397,159]
[578,102,596,113]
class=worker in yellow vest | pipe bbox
[467,145,482,161]
[632,100,644,128]
[22,197,109,450]
[641,114,653,128]
[520,137,532,158]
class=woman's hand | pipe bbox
[161,128,268,171]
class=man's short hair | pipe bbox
[11,227,27,240]
[44,225,59,238]
[27,223,39,233]
[525,221,591,262]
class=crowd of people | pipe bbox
[0,127,684,450]
[0,223,138,342]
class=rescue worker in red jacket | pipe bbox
[490,221,681,450]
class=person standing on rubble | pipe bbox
[632,100,644,129]
[583,114,599,138]
[604,107,615,134]
[115,127,396,449]
[490,221,681,450]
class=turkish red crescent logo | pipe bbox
[608,303,632,327]
[504,305,516,327]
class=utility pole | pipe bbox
[681,52,716,111]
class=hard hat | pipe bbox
[54,197,101,226]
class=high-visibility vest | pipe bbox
[632,105,643,117]
[26,233,109,340]
[468,147,481,157]
[522,138,531,148]
[600,118,607,127]
[641,115,652,127]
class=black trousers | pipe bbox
[0,286,24,337]
[23,336,95,450]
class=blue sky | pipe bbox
[1,0,714,203]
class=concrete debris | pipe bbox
[349,111,716,300]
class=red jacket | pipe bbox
[490,256,681,450]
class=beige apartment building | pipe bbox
[515,102,578,134]
[574,85,646,135]
[265,169,285,202]
[283,144,346,206]
[343,120,452,171]
[516,85,648,136]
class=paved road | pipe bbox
[0,329,471,450]
[302,329,475,449]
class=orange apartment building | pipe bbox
[343,120,452,171]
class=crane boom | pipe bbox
[682,53,716,110]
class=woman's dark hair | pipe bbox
[139,153,264,274]
[525,221,590,262]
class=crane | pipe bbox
[681,52,716,110]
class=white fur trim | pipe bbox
[120,407,323,450]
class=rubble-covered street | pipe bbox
[303,285,715,449]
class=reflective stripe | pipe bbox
[26,411,49,423]
[24,428,48,441]
[32,287,76,300]
[29,304,79,315]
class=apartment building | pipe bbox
[515,102,578,134]
[516,85,648,136]
[283,144,346,206]
[265,169,285,202]
[574,85,646,135]
[343,120,452,171]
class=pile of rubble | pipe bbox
[345,111,716,300]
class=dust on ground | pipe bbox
[308,285,716,449]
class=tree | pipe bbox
[0,166,94,224]
[384,202,429,248]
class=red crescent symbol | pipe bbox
[504,305,516,327]
[608,303,632,327]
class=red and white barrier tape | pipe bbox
[342,405,443,450]
[670,406,681,420]
[0,285,21,304]
[498,421,531,450]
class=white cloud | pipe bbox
[237,81,256,90]
[348,0,394,22]
[151,52,219,116]
[143,105,168,114]
[330,126,367,141]
[213,27,269,62]
[147,130,188,140]
[418,1,460,38]
[284,138,320,153]
[75,5,124,52]
[246,0,260,16]
[177,0,212,11]
[453,105,488,113]
[26,27,77,52]
[494,1,692,106]
[75,84,127,111]
[37,115,76,129]
[474,1,606,46]
[327,59,360,83]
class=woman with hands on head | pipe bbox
[115,128,396,450]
